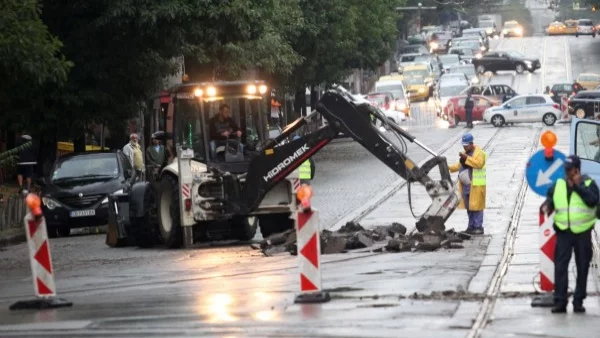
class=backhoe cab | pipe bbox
[123,82,460,249]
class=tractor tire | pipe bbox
[259,214,294,239]
[129,185,161,248]
[232,216,258,241]
[157,175,183,248]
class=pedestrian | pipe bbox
[15,131,37,193]
[544,85,551,94]
[465,90,474,128]
[145,132,166,169]
[449,133,487,234]
[122,133,144,179]
[292,136,315,185]
[542,155,598,313]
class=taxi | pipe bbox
[576,73,600,90]
[546,21,566,35]
[404,75,430,102]
[400,63,436,96]
[564,20,578,35]
[502,20,523,37]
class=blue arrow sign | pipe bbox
[526,149,567,196]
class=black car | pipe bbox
[568,90,600,118]
[549,83,581,104]
[472,50,541,74]
[38,151,136,237]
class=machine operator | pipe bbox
[209,104,243,157]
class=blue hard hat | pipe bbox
[462,133,474,146]
[293,135,301,140]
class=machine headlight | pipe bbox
[486,28,493,34]
[419,88,425,93]
[247,85,257,95]
[101,189,124,204]
[194,88,203,97]
[258,84,268,94]
[475,53,483,58]
[430,42,439,50]
[480,46,486,51]
[207,86,217,96]
[42,197,60,210]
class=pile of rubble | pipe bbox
[253,221,472,256]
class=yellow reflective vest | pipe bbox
[553,178,597,233]
[472,151,487,186]
[299,160,312,180]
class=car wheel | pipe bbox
[575,108,587,118]
[129,184,161,248]
[543,113,557,126]
[157,174,183,248]
[491,114,505,127]
[515,64,525,74]
[476,65,486,74]
[232,216,258,241]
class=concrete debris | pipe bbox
[255,220,475,255]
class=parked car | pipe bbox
[576,19,596,37]
[439,54,461,72]
[460,84,518,103]
[576,73,600,90]
[473,50,541,74]
[39,151,136,237]
[482,94,562,127]
[568,90,600,118]
[443,95,499,125]
[447,64,480,84]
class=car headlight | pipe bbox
[430,42,439,49]
[475,53,483,58]
[480,46,486,51]
[524,60,532,67]
[503,29,508,34]
[101,189,124,204]
[515,27,523,35]
[419,88,425,93]
[42,197,61,210]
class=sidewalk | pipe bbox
[481,124,600,336]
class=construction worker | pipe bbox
[448,133,487,234]
[292,136,315,184]
[542,155,598,313]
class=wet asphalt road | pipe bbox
[3,4,600,335]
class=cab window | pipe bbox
[508,97,527,106]
[482,86,493,95]
[502,86,516,95]
[575,121,600,162]
[526,96,546,104]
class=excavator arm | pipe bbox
[227,86,459,232]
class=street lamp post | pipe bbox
[418,3,422,33]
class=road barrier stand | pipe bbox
[10,194,72,310]
[559,96,570,123]
[294,185,330,304]
[531,207,556,307]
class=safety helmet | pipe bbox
[461,133,474,146]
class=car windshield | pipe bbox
[566,21,577,27]
[449,66,476,76]
[579,20,593,26]
[375,83,405,99]
[52,154,119,182]
[400,55,417,62]
[404,69,429,78]
[440,85,467,97]
[404,76,425,85]
[439,55,460,64]
[579,74,600,81]
[504,22,518,28]
[433,32,452,39]
[456,41,479,49]
[507,50,526,58]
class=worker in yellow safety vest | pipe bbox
[542,155,599,314]
[293,135,315,184]
[448,133,487,235]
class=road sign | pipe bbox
[526,149,566,196]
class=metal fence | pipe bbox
[0,196,26,232]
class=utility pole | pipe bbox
[396,3,438,33]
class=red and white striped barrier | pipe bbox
[560,96,571,123]
[531,208,556,307]
[292,178,301,192]
[10,195,72,310]
[294,205,330,304]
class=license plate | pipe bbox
[70,209,96,218]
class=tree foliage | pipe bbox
[0,141,31,168]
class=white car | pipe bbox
[435,80,470,113]
[382,109,407,124]
[482,94,562,127]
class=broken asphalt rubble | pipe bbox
[253,220,472,256]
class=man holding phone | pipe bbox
[542,155,598,313]
[448,133,488,234]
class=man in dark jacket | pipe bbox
[209,104,243,158]
[464,90,474,128]
[15,132,37,192]
[542,155,599,313]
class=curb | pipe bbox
[0,229,26,248]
